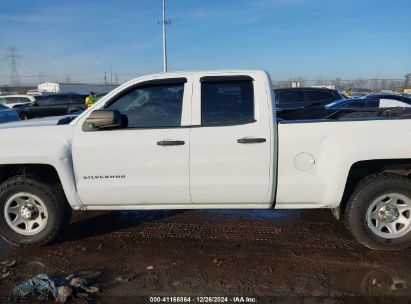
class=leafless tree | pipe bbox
[331,77,342,88]
[315,76,328,86]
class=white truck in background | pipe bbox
[37,82,117,95]
[0,70,410,250]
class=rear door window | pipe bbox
[307,91,335,102]
[201,80,254,126]
[54,95,69,105]
[5,97,20,104]
[70,95,84,104]
[19,97,32,103]
[277,91,304,104]
[37,96,55,106]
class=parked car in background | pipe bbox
[18,93,87,119]
[275,87,347,111]
[278,98,411,120]
[0,95,36,109]
[327,98,411,109]
[362,93,411,104]
[96,93,107,101]
[0,104,20,124]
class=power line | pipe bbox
[39,72,45,83]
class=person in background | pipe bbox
[342,89,350,97]
[85,92,97,108]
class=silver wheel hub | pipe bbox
[377,205,399,223]
[4,193,48,236]
[367,193,411,239]
[20,204,39,220]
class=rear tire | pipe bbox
[344,174,411,250]
[0,175,70,246]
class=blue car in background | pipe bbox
[0,104,20,124]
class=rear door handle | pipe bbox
[157,140,185,146]
[237,137,266,144]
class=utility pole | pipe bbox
[38,72,45,83]
[110,68,113,85]
[159,0,171,72]
[6,47,21,87]
[104,72,107,85]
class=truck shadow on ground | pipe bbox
[56,210,186,244]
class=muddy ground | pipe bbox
[1,209,411,303]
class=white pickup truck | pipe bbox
[0,70,410,250]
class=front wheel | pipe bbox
[0,176,70,246]
[344,174,411,250]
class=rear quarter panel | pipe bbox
[276,119,411,208]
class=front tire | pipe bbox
[0,176,69,246]
[344,174,411,250]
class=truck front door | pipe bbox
[189,75,273,205]
[72,77,192,206]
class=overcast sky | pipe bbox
[0,0,410,85]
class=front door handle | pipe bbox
[237,137,266,144]
[157,140,185,146]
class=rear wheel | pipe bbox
[20,112,28,120]
[0,176,70,246]
[344,174,411,250]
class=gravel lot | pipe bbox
[1,209,411,303]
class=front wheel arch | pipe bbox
[0,175,71,246]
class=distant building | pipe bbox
[311,85,336,90]
[37,83,118,95]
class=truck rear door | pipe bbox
[189,74,273,205]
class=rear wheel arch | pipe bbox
[339,159,411,214]
[344,173,411,250]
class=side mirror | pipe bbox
[83,110,123,131]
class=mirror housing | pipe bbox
[83,110,123,131]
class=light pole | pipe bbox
[162,0,168,72]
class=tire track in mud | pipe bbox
[99,221,358,250]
